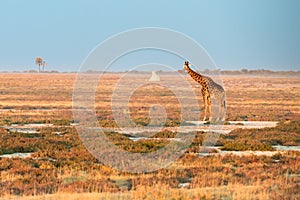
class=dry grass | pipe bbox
[0,185,271,200]
[0,73,299,199]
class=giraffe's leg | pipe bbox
[207,96,212,121]
[221,98,226,121]
[202,95,207,121]
[216,97,225,122]
[215,98,222,122]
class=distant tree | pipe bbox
[35,57,43,73]
[42,61,47,72]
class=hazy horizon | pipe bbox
[1,67,299,73]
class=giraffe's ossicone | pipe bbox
[183,61,226,121]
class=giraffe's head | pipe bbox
[183,61,191,71]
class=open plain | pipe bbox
[0,73,299,199]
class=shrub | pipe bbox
[221,141,275,151]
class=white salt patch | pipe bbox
[9,128,39,134]
[24,123,53,127]
[99,121,278,136]
[219,151,278,157]
[228,121,278,128]
[273,146,300,151]
[0,153,32,158]
[128,137,182,142]
[179,183,190,188]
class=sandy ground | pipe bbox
[100,121,278,135]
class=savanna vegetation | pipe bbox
[0,73,299,199]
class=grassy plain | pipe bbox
[0,73,299,199]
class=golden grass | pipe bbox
[0,73,299,199]
[0,73,299,122]
[0,184,271,200]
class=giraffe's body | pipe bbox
[183,61,226,121]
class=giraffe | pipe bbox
[183,61,226,121]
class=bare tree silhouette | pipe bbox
[35,57,43,73]
[42,61,47,72]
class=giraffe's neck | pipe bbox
[186,66,206,85]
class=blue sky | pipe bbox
[0,0,299,71]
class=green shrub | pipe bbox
[221,141,275,151]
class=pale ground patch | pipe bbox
[102,121,278,135]
[1,121,297,159]
[0,152,32,158]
